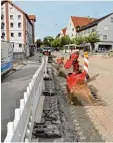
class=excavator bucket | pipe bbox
[66,73,96,105]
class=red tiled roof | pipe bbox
[71,16,96,28]
[62,27,66,36]
[28,15,36,22]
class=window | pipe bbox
[18,23,21,28]
[103,35,107,40]
[1,22,4,29]
[10,15,13,19]
[18,32,22,37]
[11,33,14,37]
[92,28,96,32]
[18,15,21,19]
[10,23,13,28]
[19,44,22,48]
[1,8,4,13]
[104,26,108,30]
[10,7,13,13]
[111,17,113,22]
[1,14,4,20]
[72,28,74,31]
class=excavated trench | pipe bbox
[32,57,104,142]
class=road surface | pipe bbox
[1,53,41,142]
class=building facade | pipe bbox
[66,16,95,38]
[77,13,113,51]
[60,27,66,38]
[1,0,36,53]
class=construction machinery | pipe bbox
[57,52,96,105]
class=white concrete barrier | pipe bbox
[4,56,48,142]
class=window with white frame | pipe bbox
[10,23,13,28]
[92,28,96,32]
[18,15,21,19]
[19,44,22,48]
[104,26,108,30]
[18,32,22,37]
[72,28,74,31]
[10,15,13,20]
[11,33,14,37]
[1,22,4,29]
[10,7,13,13]
[103,35,107,40]
[1,14,4,20]
[18,23,21,28]
[1,8,4,13]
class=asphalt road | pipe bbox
[1,53,41,142]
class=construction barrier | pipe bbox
[84,51,89,76]
[4,56,48,142]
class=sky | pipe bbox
[14,1,113,40]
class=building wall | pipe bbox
[66,17,76,38]
[1,4,6,40]
[77,14,113,43]
[77,25,97,37]
[25,17,33,44]
[8,3,24,43]
[1,2,34,53]
[60,30,64,38]
[97,13,113,42]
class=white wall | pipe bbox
[60,30,64,38]
[66,17,76,38]
[97,14,113,42]
[1,4,6,40]
[77,25,97,37]
[8,3,24,43]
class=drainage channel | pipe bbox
[32,66,78,142]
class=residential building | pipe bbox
[1,0,36,53]
[77,13,113,51]
[66,16,95,38]
[60,27,66,38]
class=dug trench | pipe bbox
[32,65,105,142]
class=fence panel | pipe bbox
[4,56,48,142]
[1,40,14,75]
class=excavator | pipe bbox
[56,51,96,105]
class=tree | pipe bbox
[51,38,61,48]
[35,39,42,47]
[43,36,54,47]
[73,36,85,45]
[60,35,70,47]
[84,32,100,51]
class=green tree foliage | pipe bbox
[35,39,42,47]
[84,32,100,51]
[43,36,54,46]
[73,36,85,45]
[51,38,61,48]
[60,35,70,47]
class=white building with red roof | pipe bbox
[66,16,95,38]
[60,27,66,38]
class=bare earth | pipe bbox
[53,51,113,142]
